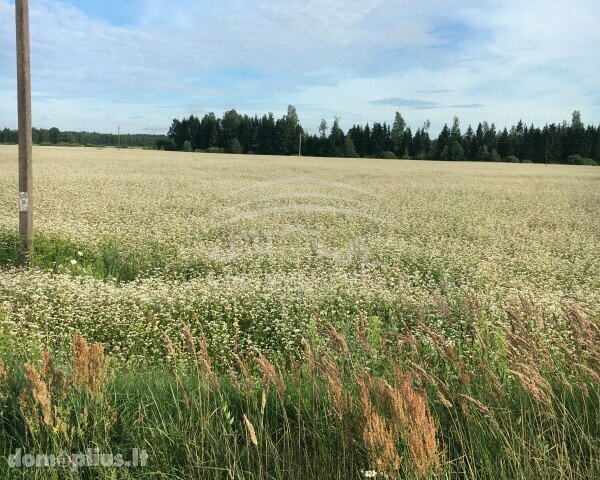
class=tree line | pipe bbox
[2,109,598,165]
[0,127,166,149]
[162,107,600,165]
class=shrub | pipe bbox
[206,147,223,154]
[380,151,397,160]
[182,141,193,152]
[522,158,533,163]
[567,154,597,166]
[504,155,520,163]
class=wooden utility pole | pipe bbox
[298,133,302,157]
[118,125,121,150]
[15,0,33,265]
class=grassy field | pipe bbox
[0,145,598,478]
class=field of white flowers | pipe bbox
[0,145,598,363]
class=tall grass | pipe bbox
[0,229,175,283]
[0,299,597,479]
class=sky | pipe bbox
[0,0,599,135]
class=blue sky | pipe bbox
[0,0,599,134]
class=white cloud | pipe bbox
[0,0,598,133]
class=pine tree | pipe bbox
[477,145,489,162]
[329,117,345,157]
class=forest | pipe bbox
[0,127,165,149]
[1,108,598,165]
[162,107,599,165]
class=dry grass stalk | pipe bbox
[408,361,451,397]
[319,354,346,418]
[395,371,440,478]
[436,390,453,408]
[163,332,190,409]
[458,393,500,429]
[40,350,67,401]
[418,322,468,382]
[301,338,316,372]
[576,363,600,384]
[181,323,198,368]
[232,352,252,391]
[327,325,349,356]
[363,409,400,474]
[375,378,407,438]
[243,413,259,447]
[20,364,53,430]
[499,323,536,361]
[428,289,452,323]
[565,307,600,371]
[72,334,109,398]
[198,330,217,384]
[478,363,506,397]
[256,352,284,398]
[227,368,242,391]
[357,372,373,413]
[0,359,7,400]
[357,313,369,352]
[508,368,550,405]
[0,358,8,383]
[360,369,439,478]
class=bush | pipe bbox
[183,141,193,152]
[522,158,533,163]
[567,155,597,166]
[206,147,224,154]
[380,151,397,160]
[504,155,520,163]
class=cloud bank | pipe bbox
[0,0,598,134]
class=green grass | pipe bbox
[0,229,176,283]
[0,304,597,480]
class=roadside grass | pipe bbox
[0,302,597,480]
